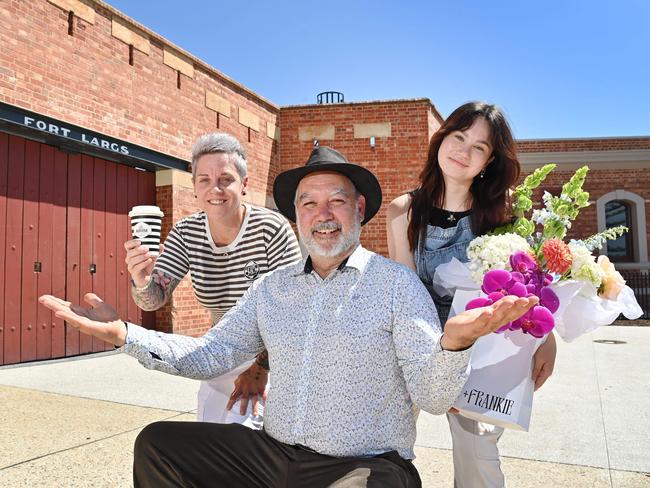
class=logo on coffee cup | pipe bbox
[133,222,152,239]
[244,261,260,280]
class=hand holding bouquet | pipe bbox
[434,164,642,430]
[458,164,641,341]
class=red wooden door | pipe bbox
[0,133,9,365]
[21,140,41,362]
[91,157,106,352]
[0,134,156,364]
[104,161,117,352]
[65,152,82,357]
[51,148,68,358]
[36,144,54,360]
[4,135,25,364]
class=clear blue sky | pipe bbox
[108,0,649,140]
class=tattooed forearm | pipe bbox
[131,270,181,311]
[255,350,270,370]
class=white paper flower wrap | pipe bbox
[432,258,643,342]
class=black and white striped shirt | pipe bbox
[154,205,302,321]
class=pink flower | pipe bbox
[539,286,559,314]
[511,305,555,338]
[467,252,559,338]
[466,297,493,310]
[510,251,538,276]
[597,255,626,300]
[481,269,528,297]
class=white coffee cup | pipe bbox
[129,205,164,256]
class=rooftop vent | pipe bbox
[317,91,344,104]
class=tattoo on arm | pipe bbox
[131,270,180,311]
[255,350,270,370]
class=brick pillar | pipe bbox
[155,169,212,337]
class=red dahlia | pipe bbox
[541,238,573,274]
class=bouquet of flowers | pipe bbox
[432,164,643,430]
[434,164,642,341]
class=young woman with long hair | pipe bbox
[387,102,557,487]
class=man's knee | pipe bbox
[361,458,414,488]
[134,421,172,460]
[329,467,372,487]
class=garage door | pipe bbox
[0,133,155,365]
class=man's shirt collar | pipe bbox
[300,244,371,275]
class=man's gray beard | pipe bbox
[297,217,361,258]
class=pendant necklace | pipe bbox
[443,195,471,223]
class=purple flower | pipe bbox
[525,269,552,297]
[467,250,559,338]
[481,269,529,298]
[511,305,555,338]
[466,296,493,310]
[508,281,529,297]
[540,287,559,314]
[509,272,526,284]
[510,251,537,276]
[481,269,512,295]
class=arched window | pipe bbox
[597,190,647,265]
[604,200,634,262]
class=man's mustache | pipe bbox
[312,221,342,233]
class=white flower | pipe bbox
[567,242,603,287]
[466,233,533,283]
[532,208,552,225]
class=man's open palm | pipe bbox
[39,294,127,347]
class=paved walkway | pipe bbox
[1,326,649,487]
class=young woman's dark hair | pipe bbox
[407,101,521,250]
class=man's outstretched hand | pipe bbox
[442,295,540,351]
[39,294,127,347]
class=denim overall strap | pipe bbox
[414,216,475,326]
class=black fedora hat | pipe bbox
[273,146,382,225]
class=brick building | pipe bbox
[1,0,648,364]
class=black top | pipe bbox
[429,207,472,229]
[408,189,472,229]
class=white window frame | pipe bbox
[596,190,647,264]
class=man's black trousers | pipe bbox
[133,421,422,487]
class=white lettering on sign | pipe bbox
[23,116,71,137]
[23,116,129,155]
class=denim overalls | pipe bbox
[415,215,506,487]
[414,215,475,325]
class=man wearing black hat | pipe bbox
[39,146,538,487]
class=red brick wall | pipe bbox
[0,0,280,195]
[427,105,444,140]
[152,184,213,336]
[0,0,282,337]
[156,181,214,336]
[527,168,650,245]
[2,0,648,346]
[279,99,438,256]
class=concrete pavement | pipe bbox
[1,326,649,487]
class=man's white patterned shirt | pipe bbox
[123,245,471,459]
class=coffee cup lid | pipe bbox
[129,205,164,218]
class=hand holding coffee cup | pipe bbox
[127,206,164,288]
[124,239,162,288]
